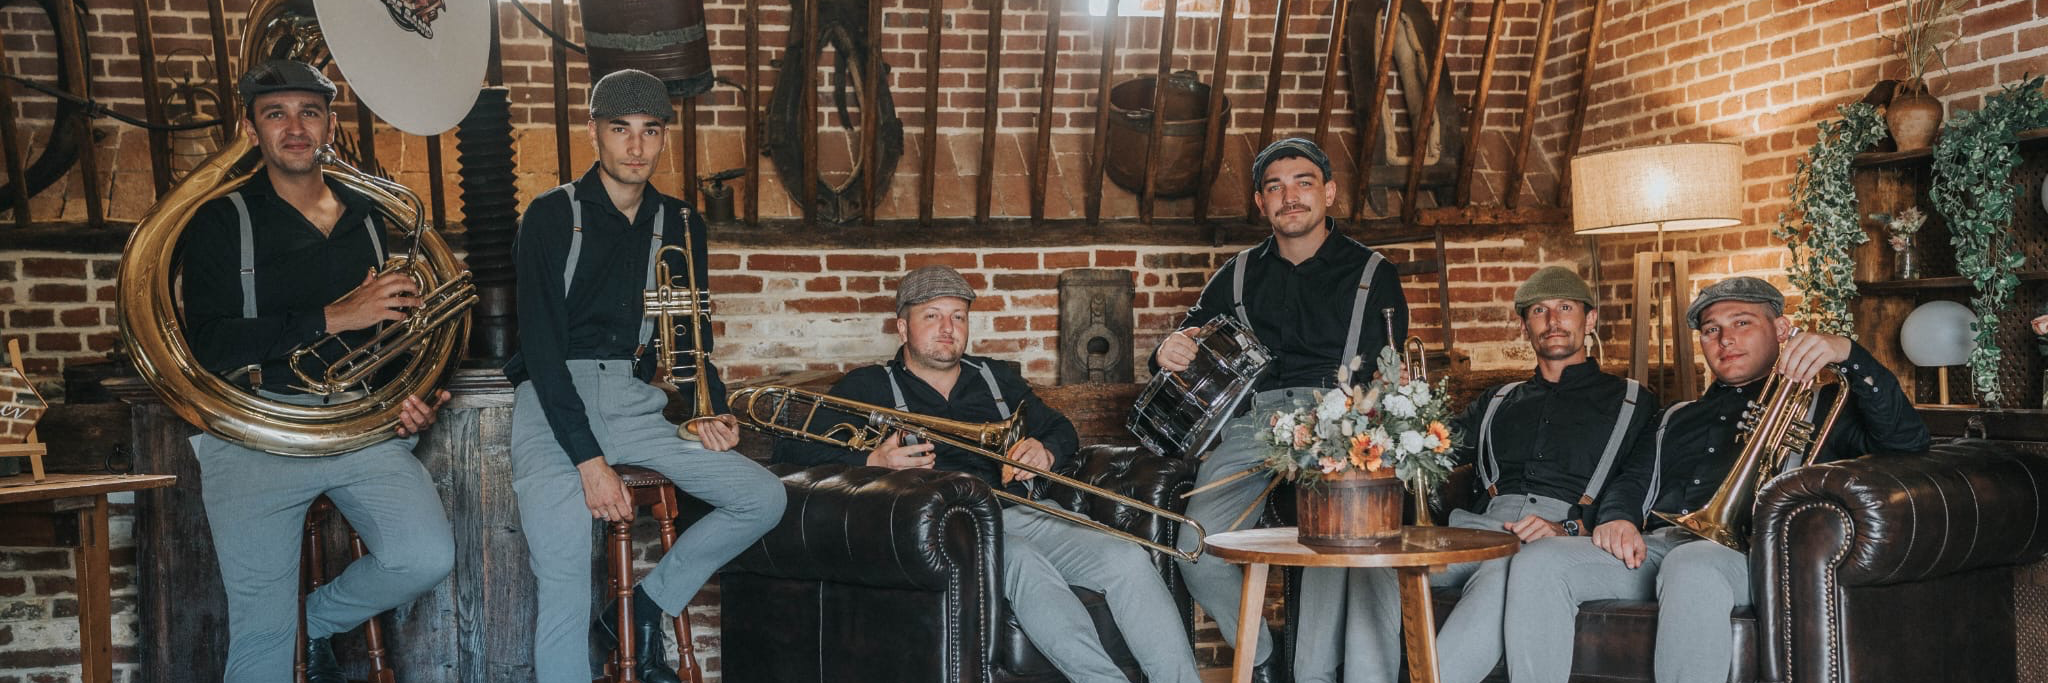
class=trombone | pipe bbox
[729,385,1208,561]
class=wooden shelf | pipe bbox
[1855,270,2048,293]
[1852,127,2048,167]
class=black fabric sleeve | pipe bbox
[638,201,731,416]
[1147,252,1238,374]
[1816,342,1932,462]
[769,367,889,468]
[178,200,329,373]
[512,190,607,466]
[1591,386,1666,528]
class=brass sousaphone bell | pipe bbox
[115,0,487,455]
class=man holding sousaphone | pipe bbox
[1499,277,1930,683]
[769,265,1203,683]
[177,59,455,683]
[503,69,786,683]
[1151,137,1408,683]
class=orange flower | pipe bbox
[1365,442,1385,471]
[1428,421,1452,453]
[1347,433,1371,469]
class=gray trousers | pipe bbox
[1175,387,1359,680]
[1003,503,1200,683]
[1340,494,1574,683]
[192,431,455,683]
[1502,527,1748,683]
[511,360,787,683]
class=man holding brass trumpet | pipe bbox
[177,59,455,683]
[1500,277,1929,683]
[504,69,785,683]
[772,265,1202,683]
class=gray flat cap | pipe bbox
[896,265,977,316]
[1687,276,1785,329]
[1250,137,1332,190]
[1514,265,1596,317]
[590,69,674,123]
[238,59,336,107]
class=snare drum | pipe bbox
[1128,317,1272,458]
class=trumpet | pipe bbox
[286,149,478,395]
[729,384,1209,561]
[1657,364,1847,551]
[645,232,719,440]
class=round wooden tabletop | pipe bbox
[1203,526,1519,568]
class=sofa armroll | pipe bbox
[726,463,1002,592]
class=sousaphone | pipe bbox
[115,0,488,455]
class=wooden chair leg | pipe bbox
[655,487,702,683]
[612,518,639,683]
[295,506,326,683]
[350,528,396,683]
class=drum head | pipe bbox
[316,0,488,135]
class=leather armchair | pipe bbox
[717,445,1196,683]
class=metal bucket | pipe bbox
[582,0,715,97]
[1105,71,1229,199]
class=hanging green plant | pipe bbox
[1929,75,2048,408]
[1775,103,1887,338]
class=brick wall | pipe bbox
[0,509,141,683]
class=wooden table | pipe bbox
[0,472,179,683]
[1204,526,1519,683]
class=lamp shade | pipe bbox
[1571,142,1744,234]
[1899,300,1976,367]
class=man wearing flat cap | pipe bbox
[178,58,454,683]
[1335,265,1662,683]
[505,68,785,683]
[1149,136,1408,683]
[775,265,1202,683]
[1500,276,1929,683]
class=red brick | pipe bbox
[824,254,902,272]
[846,276,882,293]
[0,577,23,597]
[86,332,118,351]
[708,254,742,270]
[982,252,1039,269]
[1042,251,1090,269]
[7,310,54,327]
[992,315,1029,332]
[1096,250,1137,267]
[991,273,1056,290]
[804,276,842,292]
[856,296,896,314]
[785,297,857,313]
[709,275,764,293]
[905,253,977,269]
[748,254,822,272]
[21,257,86,279]
[35,333,80,351]
[58,307,98,326]
[28,284,86,303]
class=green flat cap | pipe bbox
[1686,276,1784,329]
[1514,265,1596,316]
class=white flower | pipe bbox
[1383,394,1417,418]
[1424,434,1442,450]
[1369,427,1392,450]
[1399,430,1426,455]
[1409,382,1431,404]
[1315,389,1350,423]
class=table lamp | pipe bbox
[1570,142,1743,401]
[1900,300,1977,405]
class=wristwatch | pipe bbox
[1561,519,1582,537]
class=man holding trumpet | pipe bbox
[773,265,1201,683]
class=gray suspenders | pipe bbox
[1646,400,1697,518]
[1228,243,1388,376]
[886,360,1010,419]
[555,183,668,349]
[227,190,383,319]
[1475,378,1643,503]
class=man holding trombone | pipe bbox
[772,265,1201,683]
[1500,277,1929,683]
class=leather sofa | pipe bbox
[715,444,1195,683]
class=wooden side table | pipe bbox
[0,473,178,683]
[1204,526,1518,683]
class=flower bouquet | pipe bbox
[1259,345,1460,546]
[1875,207,1927,278]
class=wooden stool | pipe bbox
[602,466,705,683]
[295,496,396,683]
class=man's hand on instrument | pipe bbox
[1592,519,1647,569]
[866,432,935,470]
[1156,327,1201,372]
[394,390,451,437]
[1503,514,1565,543]
[1005,438,1055,482]
[1777,329,1852,383]
[576,457,634,522]
[695,414,741,451]
[323,269,421,333]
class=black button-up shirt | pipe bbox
[1154,219,1409,390]
[180,172,389,394]
[771,351,1080,497]
[1452,360,1664,526]
[1641,342,1930,529]
[504,164,725,465]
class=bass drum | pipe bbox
[1128,316,1272,459]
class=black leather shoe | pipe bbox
[1250,659,1284,683]
[592,585,683,683]
[304,636,345,683]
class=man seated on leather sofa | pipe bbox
[1500,276,1930,683]
[772,265,1201,683]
